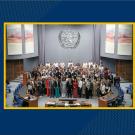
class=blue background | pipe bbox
[0,1,135,135]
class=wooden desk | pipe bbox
[98,92,118,107]
[23,97,38,107]
[59,98,77,104]
[18,85,38,107]
[45,99,92,107]
[80,101,92,107]
[28,97,38,107]
[98,98,108,107]
[45,99,56,107]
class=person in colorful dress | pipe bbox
[45,77,50,97]
[54,77,60,98]
[73,77,78,98]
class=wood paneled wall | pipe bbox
[116,60,133,82]
[6,60,23,81]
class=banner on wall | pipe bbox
[105,24,115,54]
[24,24,34,54]
[117,24,132,55]
[7,24,23,55]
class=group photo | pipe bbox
[5,23,133,109]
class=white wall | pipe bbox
[44,25,94,64]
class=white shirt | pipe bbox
[83,62,88,68]
[82,74,85,79]
[78,80,82,88]
[28,85,32,90]
[53,63,58,67]
[101,84,106,94]
[68,62,73,67]
[60,63,65,68]
[95,73,98,78]
[88,62,92,68]
[46,63,50,67]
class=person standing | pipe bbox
[54,77,60,98]
[50,77,55,98]
[72,77,78,98]
[82,78,86,98]
[41,79,45,96]
[89,80,93,98]
[93,78,98,97]
[66,77,73,98]
[86,78,90,99]
[45,77,50,97]
[78,78,82,98]
[100,82,106,96]
[114,73,120,88]
[61,77,67,98]
[37,81,42,96]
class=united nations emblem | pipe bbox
[59,30,80,48]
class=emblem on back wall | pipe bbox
[58,30,80,48]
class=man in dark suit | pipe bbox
[56,69,61,79]
[66,78,73,98]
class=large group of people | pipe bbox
[25,61,116,99]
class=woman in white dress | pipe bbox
[61,77,67,97]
